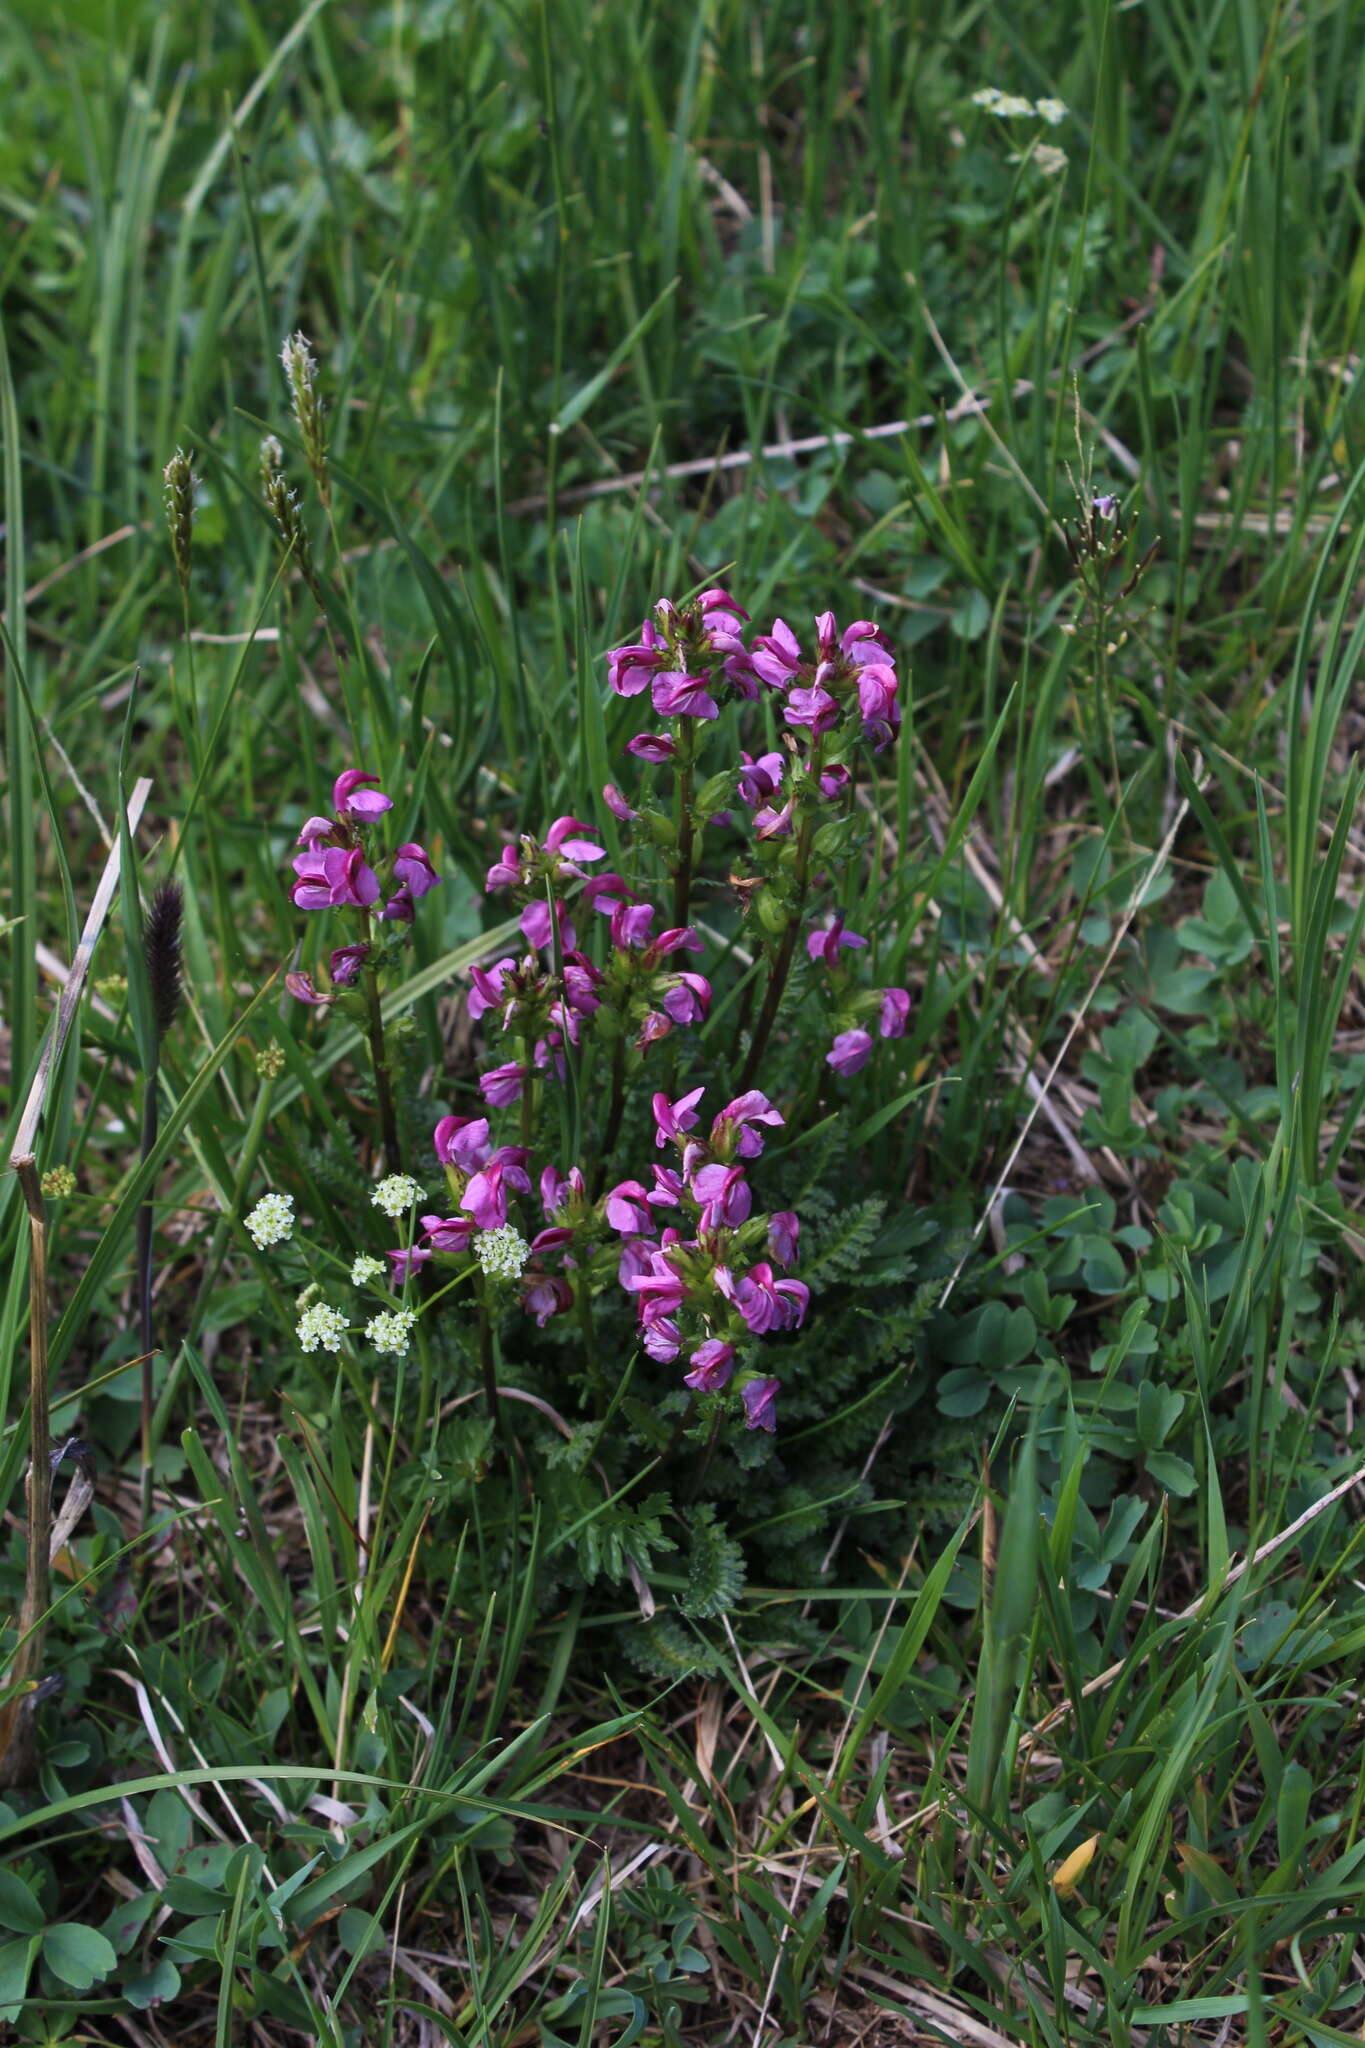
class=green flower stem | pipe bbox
[593,1034,627,1195]
[672,720,698,929]
[738,790,819,1091]
[361,953,402,1172]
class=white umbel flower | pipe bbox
[1036,97,1067,126]
[474,1226,530,1281]
[371,1175,424,1218]
[297,1303,347,1353]
[350,1254,386,1285]
[366,1309,418,1357]
[245,1192,294,1248]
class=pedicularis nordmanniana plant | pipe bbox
[250,587,911,1458]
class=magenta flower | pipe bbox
[291,845,382,910]
[819,764,852,801]
[392,843,441,896]
[467,958,515,1022]
[879,988,912,1038]
[378,888,415,924]
[625,1249,689,1324]
[827,1028,874,1076]
[617,1236,656,1288]
[741,1376,781,1432]
[296,815,337,847]
[285,970,331,1006]
[783,683,840,734]
[683,1340,736,1393]
[691,1162,752,1230]
[329,943,371,985]
[610,901,656,949]
[603,783,638,822]
[479,1061,530,1106]
[748,618,803,691]
[737,751,785,806]
[530,1225,575,1256]
[544,815,607,869]
[734,1264,809,1334]
[858,666,901,749]
[661,972,710,1026]
[433,1114,492,1171]
[768,1211,800,1267]
[387,1244,432,1285]
[607,619,667,698]
[461,1146,532,1230]
[523,1270,573,1326]
[649,1166,684,1208]
[643,1316,682,1363]
[521,898,575,953]
[333,769,393,821]
[652,1086,705,1147]
[652,671,719,721]
[606,1180,655,1234]
[485,844,521,890]
[625,733,677,764]
[420,1213,476,1254]
[806,915,868,967]
[540,1163,586,1221]
[755,798,795,839]
[711,1091,784,1160]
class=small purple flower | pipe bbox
[683,1339,736,1393]
[467,958,515,1021]
[879,988,912,1038]
[661,972,710,1026]
[649,925,704,960]
[523,1270,573,1326]
[652,1086,705,1148]
[530,1225,575,1256]
[433,1114,492,1170]
[734,1264,809,1334]
[806,915,868,967]
[819,764,852,802]
[607,619,667,697]
[741,1376,781,1432]
[540,1163,586,1220]
[603,783,639,823]
[767,1211,800,1268]
[479,1061,530,1106]
[649,1166,684,1209]
[333,769,393,821]
[392,843,441,897]
[624,1250,688,1323]
[711,1091,784,1160]
[521,898,575,954]
[755,798,794,840]
[625,733,677,764]
[285,970,332,1006]
[544,815,607,868]
[858,666,900,750]
[329,943,371,986]
[420,1213,476,1254]
[652,671,719,721]
[485,844,522,891]
[748,618,803,691]
[387,1244,432,1285]
[606,1181,655,1235]
[642,1316,682,1363]
[783,683,840,734]
[378,887,415,924]
[610,901,656,950]
[296,815,337,848]
[460,1146,532,1230]
[737,751,785,807]
[691,1162,752,1230]
[827,1028,873,1076]
[291,845,382,910]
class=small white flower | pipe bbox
[971,86,1006,109]
[371,1174,425,1218]
[297,1303,348,1353]
[246,1191,294,1248]
[350,1254,386,1285]
[1032,144,1068,175]
[996,93,1035,118]
[365,1309,418,1357]
[474,1225,530,1282]
[1036,97,1067,126]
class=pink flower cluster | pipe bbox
[481,814,712,1058]
[607,593,901,753]
[286,769,441,1003]
[805,917,912,1075]
[608,1087,808,1433]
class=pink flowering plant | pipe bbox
[271,583,931,1619]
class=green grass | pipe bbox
[3,0,1365,2040]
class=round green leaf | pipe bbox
[42,1921,117,1991]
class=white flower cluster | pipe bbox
[366,1309,418,1357]
[350,1254,386,1285]
[474,1225,530,1281]
[245,1192,294,1248]
[297,1302,348,1353]
[371,1175,424,1218]
[972,88,1067,125]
